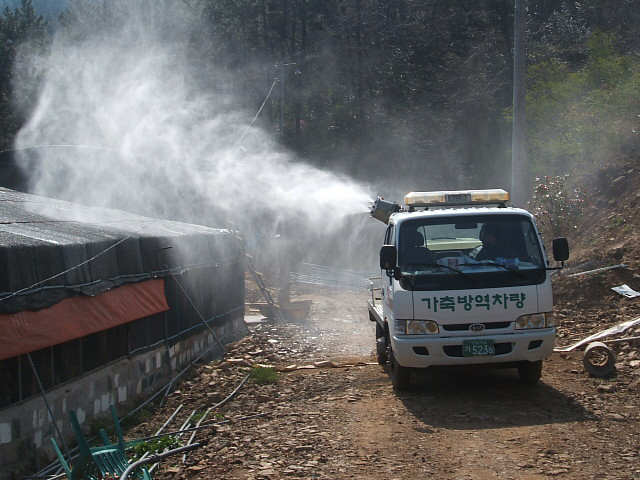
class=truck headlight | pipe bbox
[406,320,439,335]
[515,313,553,329]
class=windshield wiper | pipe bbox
[408,263,477,282]
[460,262,528,279]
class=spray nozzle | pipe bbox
[370,196,401,224]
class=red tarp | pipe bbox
[0,279,169,361]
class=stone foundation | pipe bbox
[0,315,246,479]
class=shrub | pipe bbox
[129,435,180,460]
[525,31,640,177]
[530,174,586,237]
[250,366,278,385]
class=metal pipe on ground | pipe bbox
[181,372,252,464]
[119,443,202,480]
[129,413,269,444]
[144,407,194,474]
[567,263,627,277]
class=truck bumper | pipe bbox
[392,329,556,368]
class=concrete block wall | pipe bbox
[0,315,246,480]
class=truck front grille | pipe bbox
[442,322,510,332]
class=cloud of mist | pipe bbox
[14,1,375,272]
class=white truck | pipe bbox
[368,189,569,390]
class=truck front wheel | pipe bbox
[390,351,411,390]
[375,322,388,365]
[517,360,543,385]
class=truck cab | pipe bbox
[368,189,569,390]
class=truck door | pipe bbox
[382,224,395,311]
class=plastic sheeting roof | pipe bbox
[0,187,241,314]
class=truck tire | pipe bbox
[376,322,388,364]
[517,360,542,385]
[376,338,388,364]
[390,351,411,390]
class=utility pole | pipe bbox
[278,61,285,145]
[511,0,527,207]
[276,61,300,146]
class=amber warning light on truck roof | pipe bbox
[404,189,510,207]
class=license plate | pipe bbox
[463,339,495,356]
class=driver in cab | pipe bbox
[470,223,518,262]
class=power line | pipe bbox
[236,78,279,145]
[180,0,202,17]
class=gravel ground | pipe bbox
[117,286,640,480]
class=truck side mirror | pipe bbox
[380,245,397,269]
[380,245,401,279]
[552,237,569,262]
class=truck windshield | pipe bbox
[397,214,546,290]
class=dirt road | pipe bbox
[148,289,640,480]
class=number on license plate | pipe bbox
[462,339,495,356]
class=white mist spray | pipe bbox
[14,1,376,273]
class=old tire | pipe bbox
[390,351,411,391]
[518,360,543,385]
[583,342,616,377]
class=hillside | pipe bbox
[553,158,640,356]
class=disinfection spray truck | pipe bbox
[368,189,569,390]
